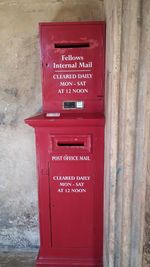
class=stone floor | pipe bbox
[0,251,37,267]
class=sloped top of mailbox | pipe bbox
[39,21,105,113]
[25,113,105,128]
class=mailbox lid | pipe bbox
[39,21,105,113]
[25,113,105,128]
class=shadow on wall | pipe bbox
[52,0,105,22]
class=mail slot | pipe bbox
[49,135,91,152]
[25,21,105,267]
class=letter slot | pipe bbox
[49,135,91,153]
[54,42,90,48]
[57,142,84,147]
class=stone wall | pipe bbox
[0,0,105,249]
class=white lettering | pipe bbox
[71,189,86,193]
[52,156,62,161]
[63,155,78,161]
[59,182,72,187]
[60,81,73,86]
[53,176,76,181]
[77,81,86,86]
[53,62,77,69]
[78,73,93,79]
[72,89,88,94]
[58,89,65,94]
[53,74,77,79]
[61,55,84,61]
[51,155,91,161]
[78,62,92,68]
[58,188,64,193]
[76,182,84,187]
[79,156,90,161]
[76,176,90,181]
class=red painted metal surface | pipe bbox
[25,21,105,267]
[25,114,104,266]
[39,21,105,113]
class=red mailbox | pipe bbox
[40,21,105,113]
[25,21,105,267]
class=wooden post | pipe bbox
[104,0,150,266]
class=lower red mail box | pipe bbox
[25,113,104,267]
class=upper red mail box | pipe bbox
[40,21,105,113]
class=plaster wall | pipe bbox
[0,0,105,249]
[1,1,150,266]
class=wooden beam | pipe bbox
[104,0,150,266]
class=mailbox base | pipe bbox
[36,255,103,267]
[25,113,104,267]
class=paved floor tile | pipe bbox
[0,251,37,267]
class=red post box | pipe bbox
[40,21,105,114]
[25,21,105,267]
